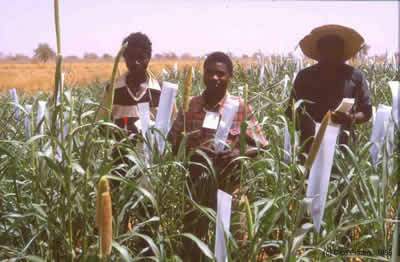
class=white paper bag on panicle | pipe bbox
[24,104,32,138]
[214,98,239,153]
[370,105,393,166]
[56,72,65,104]
[237,86,244,97]
[306,123,340,232]
[214,190,232,262]
[292,72,297,85]
[56,112,70,163]
[283,122,292,163]
[138,102,152,166]
[37,101,46,135]
[257,55,265,86]
[371,106,377,123]
[162,68,168,78]
[389,81,399,130]
[281,74,291,99]
[154,82,178,153]
[391,203,400,261]
[173,63,178,77]
[9,88,20,120]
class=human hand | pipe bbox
[216,148,240,165]
[198,145,217,158]
[331,111,354,125]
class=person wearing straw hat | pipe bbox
[286,24,372,159]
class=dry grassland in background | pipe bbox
[0,60,200,94]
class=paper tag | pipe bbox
[389,81,399,129]
[214,190,232,262]
[215,99,240,153]
[154,81,178,153]
[24,104,32,138]
[9,88,20,120]
[37,101,46,135]
[306,123,340,232]
[202,111,220,130]
[334,98,354,113]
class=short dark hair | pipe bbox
[204,51,233,76]
[122,32,152,57]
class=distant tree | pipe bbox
[34,43,56,63]
[164,52,178,60]
[154,53,163,59]
[102,53,113,60]
[83,52,99,60]
[355,44,370,62]
[242,54,249,59]
[64,55,80,62]
[252,51,264,60]
[181,53,193,60]
[12,54,31,61]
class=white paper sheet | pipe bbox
[284,122,292,163]
[391,203,400,261]
[257,55,265,86]
[370,105,393,166]
[138,102,152,166]
[56,72,65,104]
[214,190,232,262]
[162,68,168,78]
[237,86,244,97]
[37,101,46,135]
[173,63,178,77]
[214,98,239,153]
[9,88,20,120]
[56,112,70,163]
[389,81,399,130]
[24,104,32,138]
[334,98,354,113]
[282,74,290,98]
[306,123,340,232]
[154,82,178,153]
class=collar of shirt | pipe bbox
[116,72,160,101]
[200,91,230,115]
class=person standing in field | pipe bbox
[96,32,171,257]
[97,32,162,140]
[168,51,268,261]
[286,24,373,159]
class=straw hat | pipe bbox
[299,24,364,61]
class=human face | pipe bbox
[124,47,150,75]
[318,35,345,65]
[203,61,231,98]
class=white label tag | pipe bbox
[334,98,354,113]
[214,189,232,262]
[202,111,220,130]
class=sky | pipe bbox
[0,0,398,58]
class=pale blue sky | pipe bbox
[0,0,398,57]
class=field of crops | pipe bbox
[0,52,399,261]
[1,0,399,260]
[0,60,199,94]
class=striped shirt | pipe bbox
[103,73,162,134]
[168,92,268,153]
